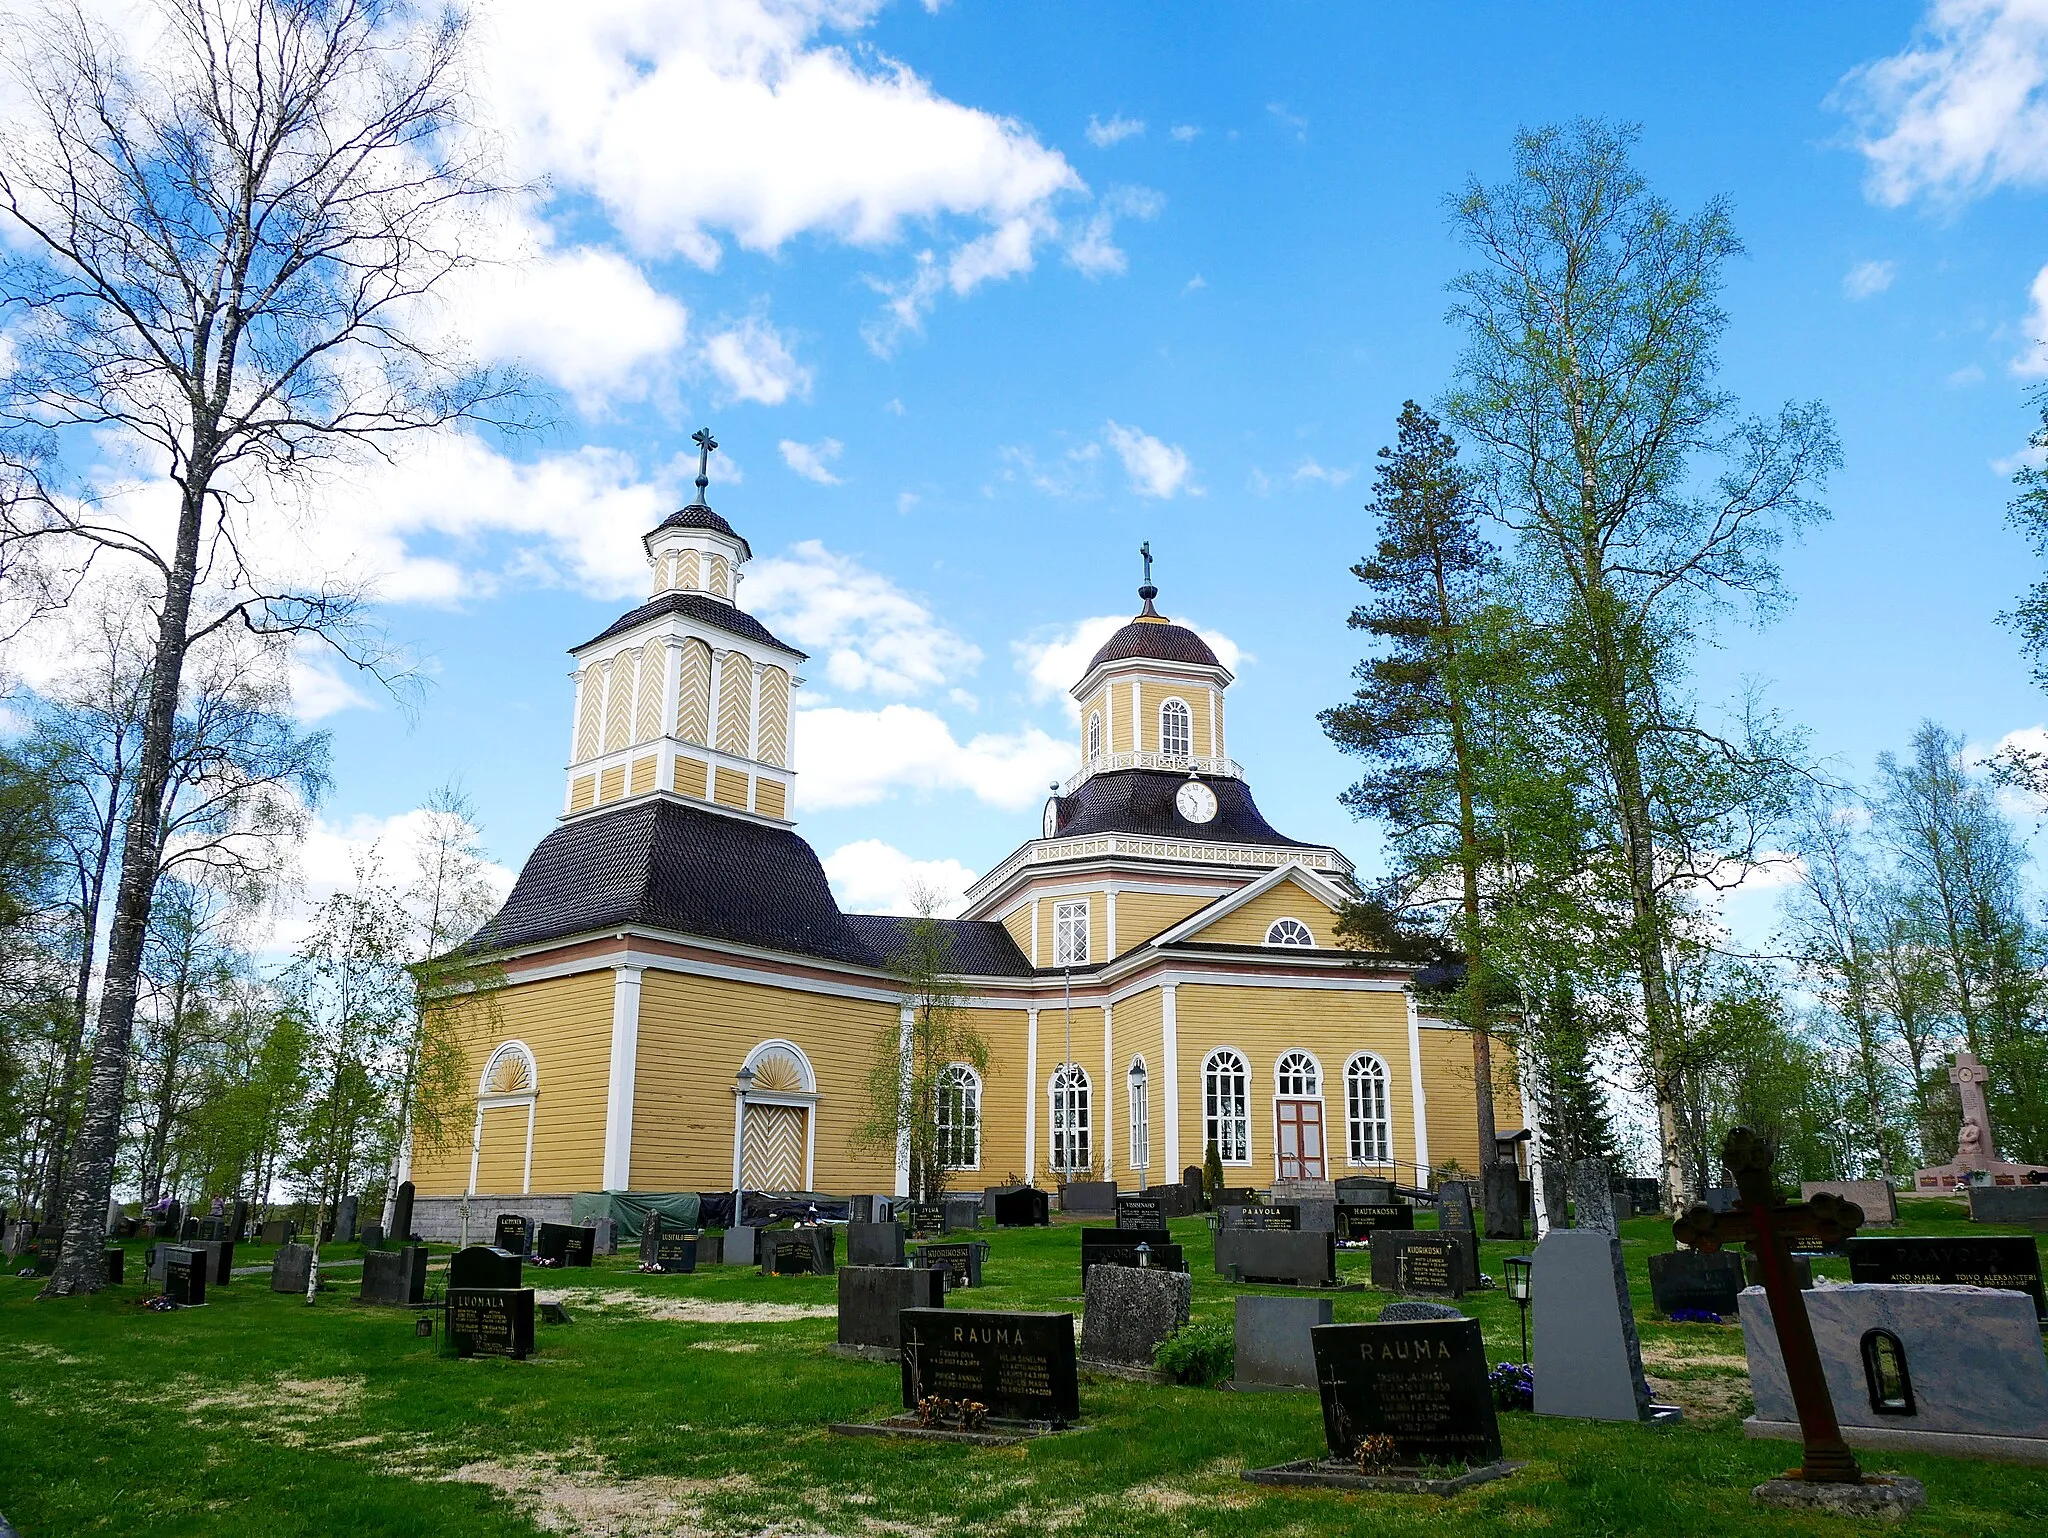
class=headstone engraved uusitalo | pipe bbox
[1311,1319,1503,1465]
[1845,1234,2045,1319]
[899,1309,1080,1425]
[651,1228,698,1274]
[445,1287,536,1360]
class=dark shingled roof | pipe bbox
[1046,768,1310,847]
[1085,618,1222,672]
[471,798,873,964]
[576,590,804,658]
[649,502,752,560]
[845,915,1034,978]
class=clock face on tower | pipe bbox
[1042,797,1061,838]
[1175,780,1218,824]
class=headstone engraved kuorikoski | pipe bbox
[1370,1229,1479,1292]
[163,1246,208,1306]
[902,1201,947,1239]
[495,1214,533,1257]
[912,1240,987,1288]
[1845,1234,2046,1319]
[899,1309,1080,1425]
[1337,1204,1412,1241]
[448,1245,523,1291]
[1310,1319,1503,1466]
[1222,1204,1301,1231]
[651,1229,698,1274]
[446,1287,536,1360]
[1115,1195,1166,1230]
[992,1187,1051,1227]
[1648,1248,1746,1317]
[1392,1235,1466,1299]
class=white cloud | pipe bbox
[746,539,981,697]
[1950,363,1988,385]
[1843,259,1898,299]
[795,703,1067,810]
[1267,102,1309,140]
[289,644,374,722]
[1086,112,1146,148]
[1181,274,1207,295]
[272,805,517,955]
[1292,458,1353,488]
[1104,419,1197,498]
[780,438,845,484]
[703,315,812,404]
[1066,184,1165,279]
[1169,124,1200,143]
[2015,262,2048,376]
[1836,0,2048,206]
[1993,440,2048,475]
[1015,613,1244,706]
[822,838,977,915]
[998,439,1102,499]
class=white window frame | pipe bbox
[1160,696,1192,759]
[1274,1049,1321,1098]
[471,1041,540,1197]
[1344,1052,1393,1167]
[1127,1056,1150,1171]
[1054,898,1090,966]
[1087,711,1102,761]
[1265,917,1315,947]
[1203,1047,1251,1165]
[937,1062,982,1171]
[1050,1062,1093,1175]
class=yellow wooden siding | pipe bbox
[677,550,701,592]
[1000,903,1034,962]
[1139,680,1210,757]
[1110,987,1165,1182]
[635,643,667,743]
[568,775,596,812]
[574,666,603,762]
[1194,879,1341,946]
[1080,689,1107,760]
[754,779,787,820]
[1213,690,1226,757]
[631,970,898,1192]
[716,656,752,757]
[1175,983,1416,1184]
[1037,892,1107,968]
[713,767,748,808]
[1107,680,1130,753]
[598,765,626,803]
[629,755,657,795]
[675,639,712,744]
[673,755,708,799]
[758,667,790,766]
[604,648,638,752]
[709,553,730,597]
[1113,889,1215,953]
[473,1105,528,1193]
[1035,1005,1107,1184]
[1418,1026,1524,1177]
[936,1008,1026,1190]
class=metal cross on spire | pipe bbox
[691,427,719,502]
[1140,541,1153,584]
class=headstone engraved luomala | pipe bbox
[1648,1248,1745,1317]
[1115,1194,1165,1230]
[1311,1319,1503,1464]
[494,1214,533,1257]
[912,1239,987,1288]
[163,1246,207,1306]
[448,1244,523,1291]
[900,1309,1080,1424]
[1846,1234,2045,1319]
[992,1187,1050,1227]
[902,1201,946,1239]
[1222,1204,1300,1231]
[446,1287,536,1360]
[1337,1203,1412,1240]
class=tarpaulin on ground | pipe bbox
[570,1191,701,1241]
[740,1191,851,1225]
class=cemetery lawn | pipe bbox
[5,1212,2048,1536]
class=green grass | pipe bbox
[3,1206,2045,1535]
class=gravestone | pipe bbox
[1081,1263,1191,1369]
[1389,1234,1466,1299]
[721,1226,757,1265]
[1802,1180,1899,1226]
[448,1244,522,1291]
[390,1180,416,1243]
[838,1265,945,1352]
[1079,1227,1182,1279]
[1378,1300,1466,1323]
[259,1219,293,1246]
[446,1287,536,1360]
[943,1196,981,1233]
[360,1245,429,1306]
[1217,1186,1260,1207]
[533,1221,570,1264]
[1182,1165,1207,1210]
[991,1187,1049,1227]
[1482,1164,1525,1240]
[1914,1047,2048,1190]
[360,1223,385,1250]
[587,1217,618,1257]
[146,1241,170,1283]
[1271,1178,1337,1203]
[1967,1183,2048,1228]
[912,1240,987,1288]
[1215,1228,1337,1287]
[1142,1182,1197,1218]
[270,1243,312,1294]
[1294,1199,1337,1234]
[848,1221,906,1268]
[1232,1295,1333,1390]
[899,1309,1080,1425]
[1568,1158,1616,1234]
[1310,1319,1504,1466]
[1115,1194,1165,1230]
[901,1201,946,1238]
[163,1246,207,1306]
[1370,1228,1479,1292]
[1538,1160,1569,1230]
[1701,1185,1738,1213]
[162,1200,183,1239]
[1336,1204,1411,1241]
[1531,1227,1655,1422]
[1624,1178,1663,1216]
[1437,1180,1476,1236]
[1740,1282,2048,1461]
[1060,1181,1116,1217]
[494,1214,534,1257]
[183,1216,199,1241]
[198,1216,225,1242]
[1648,1248,1746,1317]
[650,1228,697,1274]
[534,1222,594,1267]
[1744,1249,1814,1291]
[230,1198,249,1242]
[193,1238,234,1285]
[335,1194,358,1243]
[1221,1204,1299,1231]
[761,1226,835,1276]
[638,1212,664,1266]
[1335,1176,1395,1205]
[102,1247,124,1285]
[1846,1234,2046,1319]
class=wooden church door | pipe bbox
[1275,1100,1326,1181]
[741,1102,808,1191]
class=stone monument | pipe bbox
[1913,1049,2048,1192]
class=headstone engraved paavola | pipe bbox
[1846,1234,2045,1319]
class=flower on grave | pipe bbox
[1352,1434,1399,1474]
[1488,1360,1533,1411]
[1667,1308,1724,1325]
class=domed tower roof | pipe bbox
[1086,615,1221,671]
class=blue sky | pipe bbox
[165,1,2048,918]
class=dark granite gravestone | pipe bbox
[912,1240,988,1288]
[361,1223,385,1250]
[762,1226,836,1276]
[1648,1249,1746,1317]
[1846,1234,2046,1319]
[1115,1194,1165,1230]
[1538,1159,1568,1230]
[1217,1185,1260,1207]
[1060,1181,1117,1217]
[900,1309,1080,1424]
[902,1201,946,1238]
[838,1265,946,1352]
[163,1246,207,1306]
[390,1180,415,1243]
[448,1245,523,1291]
[534,1221,572,1264]
[1625,1178,1663,1216]
[259,1219,293,1246]
[721,1226,757,1266]
[162,1200,183,1239]
[1233,1295,1333,1390]
[1389,1235,1467,1299]
[270,1243,312,1293]
[534,1223,594,1267]
[848,1221,906,1268]
[1222,1204,1300,1231]
[230,1198,249,1241]
[1967,1183,2048,1227]
[1742,1249,1814,1291]
[193,1238,235,1285]
[1081,1264,1191,1368]
[1335,1176,1395,1206]
[198,1216,224,1242]
[102,1247,124,1284]
[1337,1204,1413,1240]
[335,1195,358,1243]
[1702,1185,1738,1214]
[1370,1229,1480,1292]
[1378,1300,1466,1323]
[1482,1164,1525,1240]
[991,1187,1050,1227]
[639,1213,664,1266]
[182,1217,199,1240]
[446,1288,536,1360]
[495,1214,534,1257]
[1215,1228,1338,1287]
[943,1196,982,1233]
[1080,1227,1181,1279]
[1183,1165,1207,1210]
[360,1245,429,1306]
[1311,1319,1502,1465]
[1437,1181,1475,1235]
[651,1229,698,1274]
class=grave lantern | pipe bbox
[1135,1241,1152,1269]
[1504,1254,1533,1362]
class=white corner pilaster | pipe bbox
[1161,984,1180,1177]
[1405,990,1430,1180]
[602,965,644,1191]
[895,1005,914,1198]
[1102,1001,1115,1178]
[1106,888,1118,958]
[1025,1008,1040,1179]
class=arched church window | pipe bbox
[938,1064,981,1170]
[1276,1050,1320,1097]
[1160,697,1192,759]
[1203,1048,1249,1163]
[481,1041,537,1098]
[1266,917,1315,947]
[1050,1063,1092,1175]
[1345,1053,1392,1165]
[1087,711,1102,761]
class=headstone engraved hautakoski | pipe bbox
[847,1221,906,1268]
[1370,1229,1480,1292]
[270,1242,313,1294]
[1437,1181,1475,1235]
[360,1245,429,1306]
[1216,1228,1338,1287]
[1233,1295,1333,1391]
[991,1187,1051,1227]
[1569,1158,1616,1235]
[163,1246,207,1306]
[1392,1235,1466,1299]
[902,1201,947,1239]
[1845,1234,2046,1319]
[1648,1248,1746,1317]
[899,1309,1080,1425]
[1115,1194,1166,1230]
[1337,1204,1412,1240]
[390,1180,416,1243]
[651,1229,698,1274]
[1532,1227,1655,1422]
[912,1240,987,1288]
[1222,1204,1300,1231]
[1081,1264,1192,1368]
[838,1265,945,1351]
[446,1287,536,1360]
[448,1245,523,1291]
[495,1214,533,1257]
[1311,1319,1503,1465]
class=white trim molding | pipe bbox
[1161,984,1180,1177]
[602,966,643,1190]
[1406,989,1430,1175]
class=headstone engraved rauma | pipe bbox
[1310,1318,1504,1467]
[899,1309,1080,1425]
[1673,1127,1868,1486]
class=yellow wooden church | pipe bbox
[407,457,1518,1214]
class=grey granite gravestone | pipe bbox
[1482,1164,1525,1240]
[1232,1294,1332,1390]
[1370,1228,1479,1291]
[269,1242,312,1294]
[1648,1249,1745,1316]
[146,1242,170,1283]
[191,1238,234,1285]
[390,1180,415,1243]
[1967,1183,2048,1228]
[1215,1228,1337,1287]
[258,1219,293,1245]
[1081,1263,1191,1369]
[1531,1227,1658,1422]
[1060,1181,1117,1217]
[1801,1179,1898,1225]
[1294,1200,1337,1233]
[1740,1282,2048,1461]
[1378,1300,1466,1323]
[587,1217,618,1257]
[1702,1185,1738,1213]
[1538,1159,1568,1230]
[360,1245,429,1305]
[335,1194,358,1243]
[1568,1158,1616,1235]
[847,1221,906,1267]
[942,1196,981,1233]
[360,1222,384,1250]
[1335,1176,1395,1205]
[1271,1178,1336,1203]
[1744,1249,1815,1291]
[721,1225,757,1265]
[837,1264,945,1353]
[761,1226,836,1276]
[1437,1181,1476,1235]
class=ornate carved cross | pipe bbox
[691,427,719,498]
[1672,1127,1867,1484]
